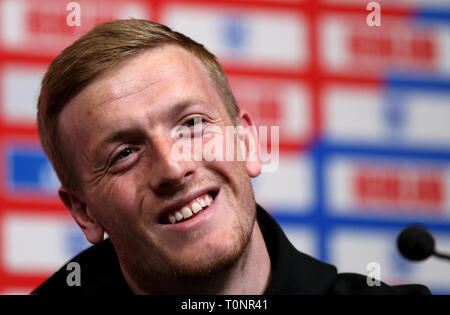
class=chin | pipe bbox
[166,223,249,279]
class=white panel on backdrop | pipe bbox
[253,153,314,213]
[162,4,308,70]
[0,0,150,54]
[325,156,450,219]
[281,225,317,258]
[228,75,311,144]
[329,227,450,290]
[1,65,45,124]
[2,213,90,274]
[0,0,27,47]
[322,0,450,7]
[404,92,450,144]
[319,14,450,76]
[324,85,383,143]
[323,85,450,148]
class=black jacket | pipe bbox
[32,205,430,295]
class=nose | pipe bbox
[149,133,195,193]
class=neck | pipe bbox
[120,222,271,295]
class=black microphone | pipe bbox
[397,225,450,262]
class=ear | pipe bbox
[238,110,261,178]
[58,187,104,244]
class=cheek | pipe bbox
[203,158,250,200]
[200,125,246,163]
[88,174,145,232]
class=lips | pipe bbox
[157,189,218,225]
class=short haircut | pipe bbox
[37,19,239,191]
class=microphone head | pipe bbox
[397,225,435,261]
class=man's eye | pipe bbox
[184,117,203,128]
[116,148,133,161]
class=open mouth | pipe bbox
[159,190,218,225]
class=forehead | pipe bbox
[72,45,215,112]
[58,44,227,137]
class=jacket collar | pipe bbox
[256,204,337,294]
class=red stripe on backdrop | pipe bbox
[306,1,322,146]
[321,75,383,86]
[317,2,413,17]
[153,0,304,13]
[0,273,48,294]
[0,126,38,138]
[223,67,309,80]
[0,52,53,66]
[0,200,65,214]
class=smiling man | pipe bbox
[33,19,429,295]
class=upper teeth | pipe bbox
[166,193,213,224]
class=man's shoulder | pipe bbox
[31,239,131,295]
[256,205,431,295]
[330,272,431,295]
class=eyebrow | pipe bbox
[162,99,200,122]
[93,98,203,157]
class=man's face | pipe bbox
[58,45,261,281]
